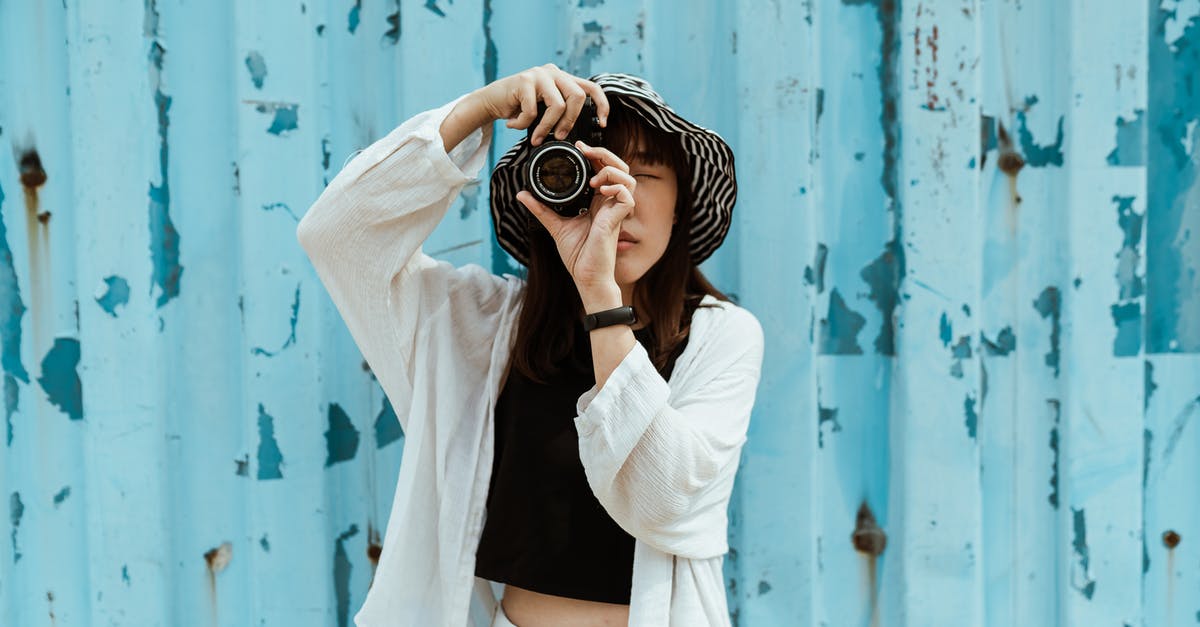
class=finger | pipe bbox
[576,140,629,173]
[590,165,636,190]
[597,183,635,206]
[576,79,609,127]
[506,79,538,130]
[551,74,587,140]
[531,73,566,146]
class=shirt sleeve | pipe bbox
[573,306,765,559]
[297,93,508,434]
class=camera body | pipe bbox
[523,97,605,218]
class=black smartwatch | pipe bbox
[583,305,638,331]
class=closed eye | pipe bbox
[633,173,658,179]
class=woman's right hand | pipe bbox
[467,63,610,146]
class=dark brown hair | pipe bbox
[509,97,730,384]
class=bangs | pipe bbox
[603,99,676,166]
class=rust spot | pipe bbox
[998,151,1025,176]
[20,151,47,189]
[1163,529,1181,549]
[852,502,887,555]
[204,541,233,607]
[37,211,51,224]
[366,522,382,565]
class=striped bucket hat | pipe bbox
[489,72,738,267]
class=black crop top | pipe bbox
[474,306,695,605]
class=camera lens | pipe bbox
[527,144,587,203]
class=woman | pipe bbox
[298,64,763,627]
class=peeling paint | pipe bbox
[567,21,605,76]
[256,404,284,480]
[817,404,841,449]
[1111,301,1142,357]
[819,288,866,355]
[10,491,22,563]
[1113,195,1145,300]
[980,326,1016,355]
[0,182,30,385]
[4,375,16,447]
[384,0,401,44]
[980,114,998,169]
[348,0,361,34]
[803,243,828,293]
[95,276,130,318]
[148,35,184,310]
[1145,360,1158,410]
[261,202,300,223]
[1071,507,1096,599]
[939,312,952,347]
[860,246,902,356]
[964,394,978,440]
[52,486,70,506]
[459,186,480,220]
[325,403,360,467]
[122,564,131,585]
[37,338,82,421]
[757,580,772,595]
[260,534,270,552]
[949,335,971,378]
[374,396,403,448]
[424,0,448,17]
[1106,110,1146,166]
[1161,395,1199,466]
[244,51,267,89]
[251,284,300,357]
[579,0,603,6]
[1033,287,1061,376]
[334,524,360,627]
[1147,4,1200,353]
[1048,399,1060,509]
[254,102,300,136]
[235,454,249,477]
[1015,96,1065,167]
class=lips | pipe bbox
[618,230,638,243]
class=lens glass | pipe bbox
[535,153,581,198]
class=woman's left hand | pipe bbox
[516,140,635,299]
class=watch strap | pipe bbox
[583,305,638,331]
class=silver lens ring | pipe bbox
[526,144,588,204]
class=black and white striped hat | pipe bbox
[489,72,737,267]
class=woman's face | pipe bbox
[599,138,678,289]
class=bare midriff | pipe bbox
[500,583,630,627]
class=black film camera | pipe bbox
[523,96,605,218]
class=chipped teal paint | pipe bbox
[9,491,21,563]
[384,1,401,44]
[245,51,267,89]
[1147,4,1200,353]
[567,21,605,76]
[347,0,361,33]
[324,403,360,467]
[1114,195,1145,300]
[52,486,70,506]
[334,524,359,627]
[148,34,183,309]
[258,103,299,136]
[1015,110,1065,167]
[1111,302,1142,357]
[0,182,28,386]
[260,534,270,552]
[817,405,840,449]
[424,0,447,18]
[819,288,865,354]
[4,376,16,447]
[96,276,131,317]
[1107,110,1146,166]
[256,403,283,480]
[1071,508,1097,599]
[250,284,299,357]
[37,338,82,421]
[1033,286,1061,376]
[122,565,131,585]
[981,327,1015,355]
[374,397,402,449]
[262,202,301,222]
[964,395,978,440]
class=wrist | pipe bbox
[578,283,622,314]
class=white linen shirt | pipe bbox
[296,93,764,627]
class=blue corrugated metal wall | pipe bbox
[1,0,1197,625]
